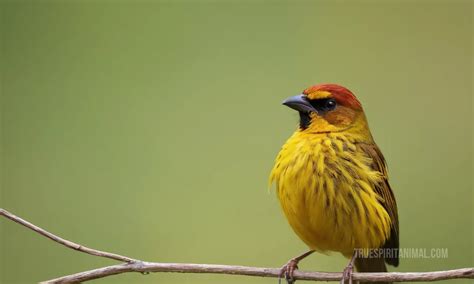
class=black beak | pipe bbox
[282,95,317,113]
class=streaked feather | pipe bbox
[270,132,394,255]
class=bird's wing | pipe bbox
[359,143,399,267]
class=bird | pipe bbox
[269,84,399,284]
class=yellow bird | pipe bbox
[270,84,399,284]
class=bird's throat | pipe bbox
[299,111,311,130]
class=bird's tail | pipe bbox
[355,257,390,284]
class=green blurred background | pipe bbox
[1,1,472,283]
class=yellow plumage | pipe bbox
[270,131,391,256]
[270,85,399,280]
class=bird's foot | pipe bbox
[340,262,354,284]
[279,259,299,284]
[278,250,314,284]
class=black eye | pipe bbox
[309,98,337,113]
[325,99,337,110]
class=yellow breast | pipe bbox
[270,131,391,255]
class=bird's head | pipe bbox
[283,83,370,136]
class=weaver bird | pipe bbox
[269,84,399,284]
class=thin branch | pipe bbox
[0,208,135,263]
[41,263,474,284]
[1,208,473,283]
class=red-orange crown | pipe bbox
[303,83,362,110]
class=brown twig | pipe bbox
[41,263,474,284]
[0,208,135,263]
[1,208,473,283]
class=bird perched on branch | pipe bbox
[269,84,399,284]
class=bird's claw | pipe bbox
[279,259,299,284]
[340,263,354,284]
